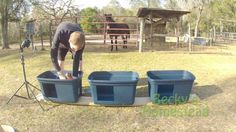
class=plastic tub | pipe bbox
[147,70,195,104]
[37,71,82,103]
[88,71,139,105]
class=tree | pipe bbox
[165,0,212,37]
[80,7,102,33]
[148,0,160,8]
[179,0,212,37]
[0,0,29,49]
[209,0,236,32]
[30,0,78,23]
[128,0,160,15]
[130,0,160,9]
[165,0,236,35]
[164,0,180,10]
[102,0,125,16]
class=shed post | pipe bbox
[176,17,180,48]
[150,11,153,47]
[139,18,145,53]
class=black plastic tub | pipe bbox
[37,71,82,103]
[147,70,195,104]
[88,71,139,105]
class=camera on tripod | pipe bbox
[21,39,31,48]
[7,38,45,110]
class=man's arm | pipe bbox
[79,60,82,71]
[50,49,61,71]
[72,45,85,77]
[50,30,66,79]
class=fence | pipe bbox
[215,32,236,43]
[49,15,140,48]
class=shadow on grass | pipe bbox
[140,43,233,56]
[82,86,91,96]
[0,49,48,63]
[192,85,223,100]
[189,52,233,56]
[84,44,138,53]
[136,77,149,97]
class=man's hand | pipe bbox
[72,71,83,79]
[57,70,66,80]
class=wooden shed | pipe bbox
[137,8,190,52]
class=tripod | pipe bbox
[6,44,45,111]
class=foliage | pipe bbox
[79,7,103,33]
[1,0,236,46]
[129,0,160,13]
[30,0,79,23]
[102,0,127,16]
[164,0,236,36]
[0,0,29,49]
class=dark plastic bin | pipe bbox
[147,70,195,104]
[37,71,82,103]
[88,71,139,105]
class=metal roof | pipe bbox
[137,8,190,18]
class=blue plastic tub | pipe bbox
[147,70,195,104]
[37,71,82,103]
[88,71,139,105]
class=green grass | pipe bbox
[0,44,236,131]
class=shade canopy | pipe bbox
[137,8,190,19]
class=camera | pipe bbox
[21,39,31,48]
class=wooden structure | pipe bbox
[36,93,199,106]
[137,8,190,52]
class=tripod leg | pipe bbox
[6,82,25,104]
[25,83,30,99]
[27,86,45,111]
[27,82,41,92]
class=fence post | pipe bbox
[188,23,192,53]
[49,20,52,47]
[75,17,78,24]
[18,22,21,42]
[103,21,106,45]
[40,22,45,50]
[31,34,35,51]
[210,28,213,46]
[139,18,144,53]
[213,26,216,43]
[136,19,139,47]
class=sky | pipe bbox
[74,0,131,9]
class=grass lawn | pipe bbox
[0,44,236,131]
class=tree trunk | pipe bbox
[148,0,150,7]
[1,6,10,49]
[194,6,203,38]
